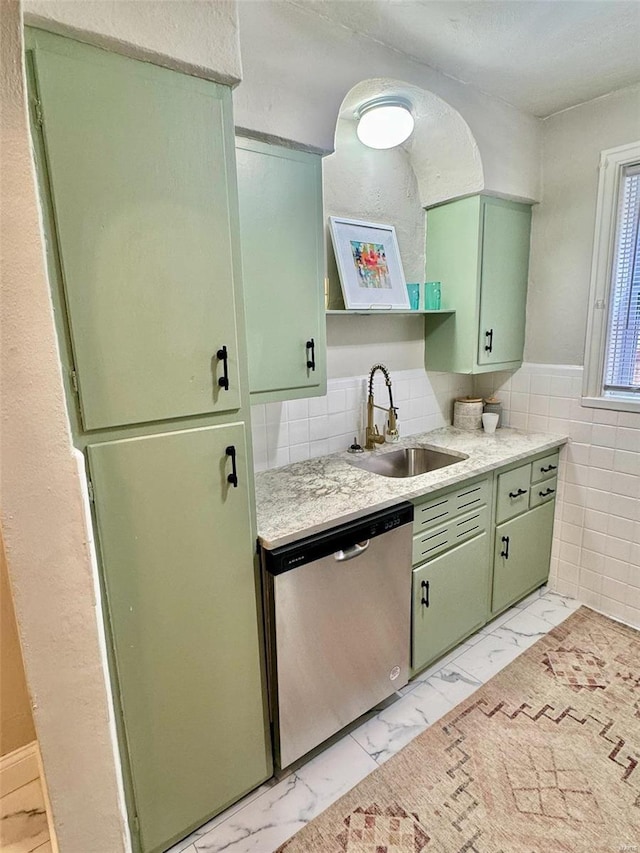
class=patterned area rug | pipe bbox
[277,607,640,853]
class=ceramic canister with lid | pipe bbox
[453,396,484,430]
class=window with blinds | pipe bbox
[603,163,640,397]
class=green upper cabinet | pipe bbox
[424,195,532,374]
[30,30,242,430]
[235,138,326,402]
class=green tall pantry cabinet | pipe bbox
[424,195,532,374]
[26,29,271,853]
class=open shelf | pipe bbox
[326,309,455,316]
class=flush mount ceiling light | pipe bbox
[355,96,414,149]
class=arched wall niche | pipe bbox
[324,78,484,301]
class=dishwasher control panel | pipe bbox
[263,502,414,575]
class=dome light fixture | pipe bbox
[355,96,414,150]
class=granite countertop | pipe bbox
[255,427,568,549]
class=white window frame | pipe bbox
[582,140,640,413]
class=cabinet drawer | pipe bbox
[496,463,531,524]
[413,504,489,565]
[529,477,557,508]
[413,478,489,535]
[531,452,560,484]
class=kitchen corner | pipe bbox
[255,426,567,549]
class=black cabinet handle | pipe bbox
[540,464,557,473]
[539,487,555,497]
[485,329,494,353]
[421,579,430,608]
[306,338,316,371]
[508,488,527,499]
[225,445,238,488]
[217,346,230,390]
[500,536,510,559]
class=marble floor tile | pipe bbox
[493,609,558,651]
[0,779,49,853]
[402,640,477,693]
[452,630,527,683]
[194,735,376,853]
[477,607,521,635]
[427,665,484,706]
[513,585,548,609]
[523,591,581,628]
[351,679,455,765]
[166,782,277,853]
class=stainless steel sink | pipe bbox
[348,446,468,478]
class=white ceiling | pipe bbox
[289,0,640,117]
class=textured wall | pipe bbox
[525,84,640,365]
[233,0,541,202]
[24,0,241,85]
[0,5,130,849]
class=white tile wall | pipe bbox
[474,363,640,629]
[250,369,472,472]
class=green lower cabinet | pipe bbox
[492,500,555,615]
[412,531,490,674]
[88,423,271,853]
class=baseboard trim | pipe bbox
[0,740,39,797]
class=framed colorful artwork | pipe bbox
[328,216,409,309]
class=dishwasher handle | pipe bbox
[334,540,370,562]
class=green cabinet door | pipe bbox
[236,139,326,401]
[492,500,555,615]
[424,195,531,374]
[30,31,242,430]
[477,198,532,366]
[88,424,271,853]
[412,532,490,674]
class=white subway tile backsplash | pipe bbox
[286,398,309,421]
[251,368,472,473]
[591,423,617,448]
[289,418,310,446]
[617,428,640,452]
[327,388,346,414]
[308,395,328,417]
[473,361,639,629]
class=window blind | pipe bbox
[603,162,640,396]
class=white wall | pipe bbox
[233,0,542,202]
[2,2,243,850]
[501,87,640,629]
[525,83,640,365]
[24,0,242,85]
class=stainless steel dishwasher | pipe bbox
[262,502,414,769]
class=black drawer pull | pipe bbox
[500,536,510,559]
[306,338,316,371]
[539,487,555,498]
[508,488,527,499]
[540,464,557,473]
[421,579,430,608]
[225,445,238,488]
[217,346,230,390]
[484,329,494,353]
